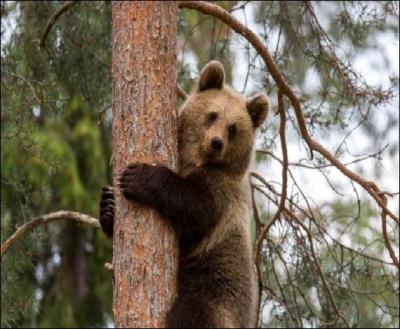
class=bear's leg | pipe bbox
[166,296,233,328]
[99,186,114,237]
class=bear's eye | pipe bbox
[228,124,237,139]
[205,112,218,126]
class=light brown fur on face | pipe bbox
[178,86,260,177]
[178,61,269,178]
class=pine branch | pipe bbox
[1,210,100,259]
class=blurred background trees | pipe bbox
[1,1,398,327]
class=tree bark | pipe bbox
[111,2,178,327]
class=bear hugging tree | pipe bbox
[100,60,270,328]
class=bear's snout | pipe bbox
[211,137,224,152]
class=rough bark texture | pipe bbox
[111,2,178,327]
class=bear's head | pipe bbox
[178,60,270,176]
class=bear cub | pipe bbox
[99,60,269,328]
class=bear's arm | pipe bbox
[119,164,220,239]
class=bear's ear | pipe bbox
[246,94,270,128]
[198,60,225,92]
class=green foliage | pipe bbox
[2,1,112,327]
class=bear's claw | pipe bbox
[99,185,115,237]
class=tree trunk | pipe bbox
[111,2,178,327]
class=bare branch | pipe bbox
[39,1,78,48]
[380,195,399,267]
[255,90,288,326]
[177,83,187,99]
[255,90,288,263]
[257,145,388,170]
[1,210,100,259]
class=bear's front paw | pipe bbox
[118,163,150,202]
[99,186,115,237]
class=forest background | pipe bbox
[1,1,399,328]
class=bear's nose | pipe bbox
[211,137,224,152]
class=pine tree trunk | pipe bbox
[111,2,178,327]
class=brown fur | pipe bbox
[172,61,267,327]
[178,86,256,177]
[99,60,269,328]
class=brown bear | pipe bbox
[99,60,269,328]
